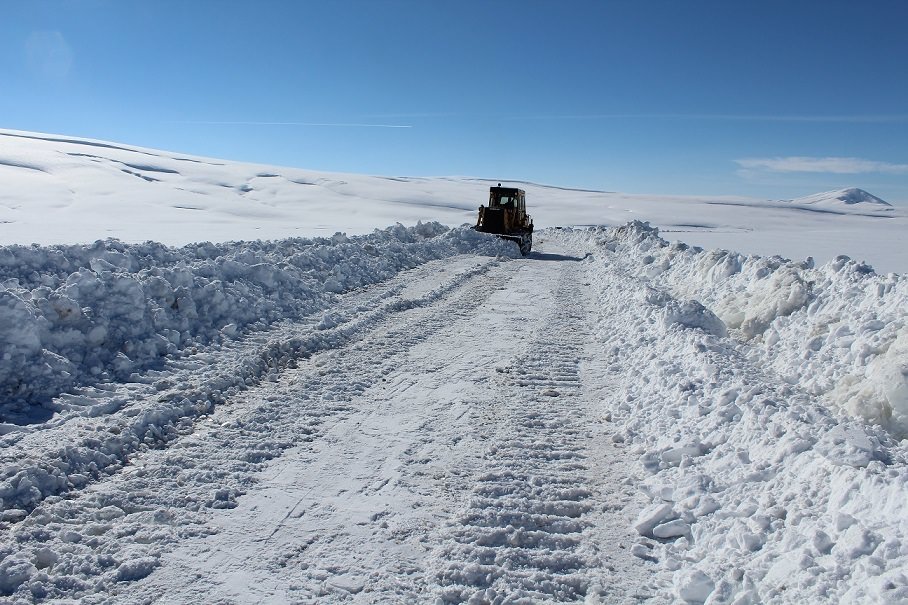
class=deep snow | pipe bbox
[570,224,908,603]
[0,222,511,423]
[1,131,908,604]
[2,129,907,273]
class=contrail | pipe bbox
[167,120,413,128]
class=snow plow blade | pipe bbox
[480,230,532,255]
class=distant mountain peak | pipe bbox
[791,188,892,207]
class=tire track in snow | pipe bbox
[0,256,515,602]
[432,263,602,603]
[2,239,664,602]
[0,256,501,513]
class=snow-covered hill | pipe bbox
[2,130,908,604]
[1,129,906,273]
[790,188,893,210]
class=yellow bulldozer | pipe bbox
[474,184,533,255]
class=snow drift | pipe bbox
[586,221,908,438]
[549,225,908,604]
[0,224,516,422]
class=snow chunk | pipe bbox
[673,569,715,603]
[653,519,691,539]
[816,425,876,468]
[831,327,908,435]
[95,505,126,520]
[832,524,881,559]
[662,300,727,337]
[0,554,36,595]
[661,444,704,466]
[634,502,675,537]
[116,556,158,582]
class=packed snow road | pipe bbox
[110,238,656,604]
[1,234,657,603]
[3,224,908,604]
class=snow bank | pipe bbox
[0,223,516,419]
[590,221,908,439]
[552,224,908,604]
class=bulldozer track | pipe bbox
[0,257,503,513]
[6,243,661,604]
[433,273,600,603]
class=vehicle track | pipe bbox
[2,241,662,603]
[431,260,606,603]
[0,256,512,602]
[0,256,501,512]
[118,255,545,604]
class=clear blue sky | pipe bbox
[3,0,907,203]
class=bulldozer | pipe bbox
[474,184,533,255]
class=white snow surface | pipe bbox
[1,131,908,604]
[1,129,907,273]
[0,221,512,421]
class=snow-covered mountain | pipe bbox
[789,187,894,211]
[2,130,908,604]
[1,129,906,272]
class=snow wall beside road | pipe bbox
[0,223,517,416]
[549,223,908,604]
[577,221,908,439]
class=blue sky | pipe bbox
[3,0,907,203]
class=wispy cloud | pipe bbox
[168,121,412,128]
[360,112,459,119]
[26,30,73,80]
[735,156,908,174]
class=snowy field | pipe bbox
[1,129,906,273]
[1,131,908,604]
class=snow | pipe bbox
[0,222,512,423]
[674,569,716,604]
[599,222,908,438]
[1,130,908,604]
[2,128,907,273]
[558,224,908,603]
[789,188,894,209]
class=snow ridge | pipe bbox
[593,221,908,438]
[0,224,515,423]
[549,225,908,603]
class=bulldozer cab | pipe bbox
[489,187,525,212]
